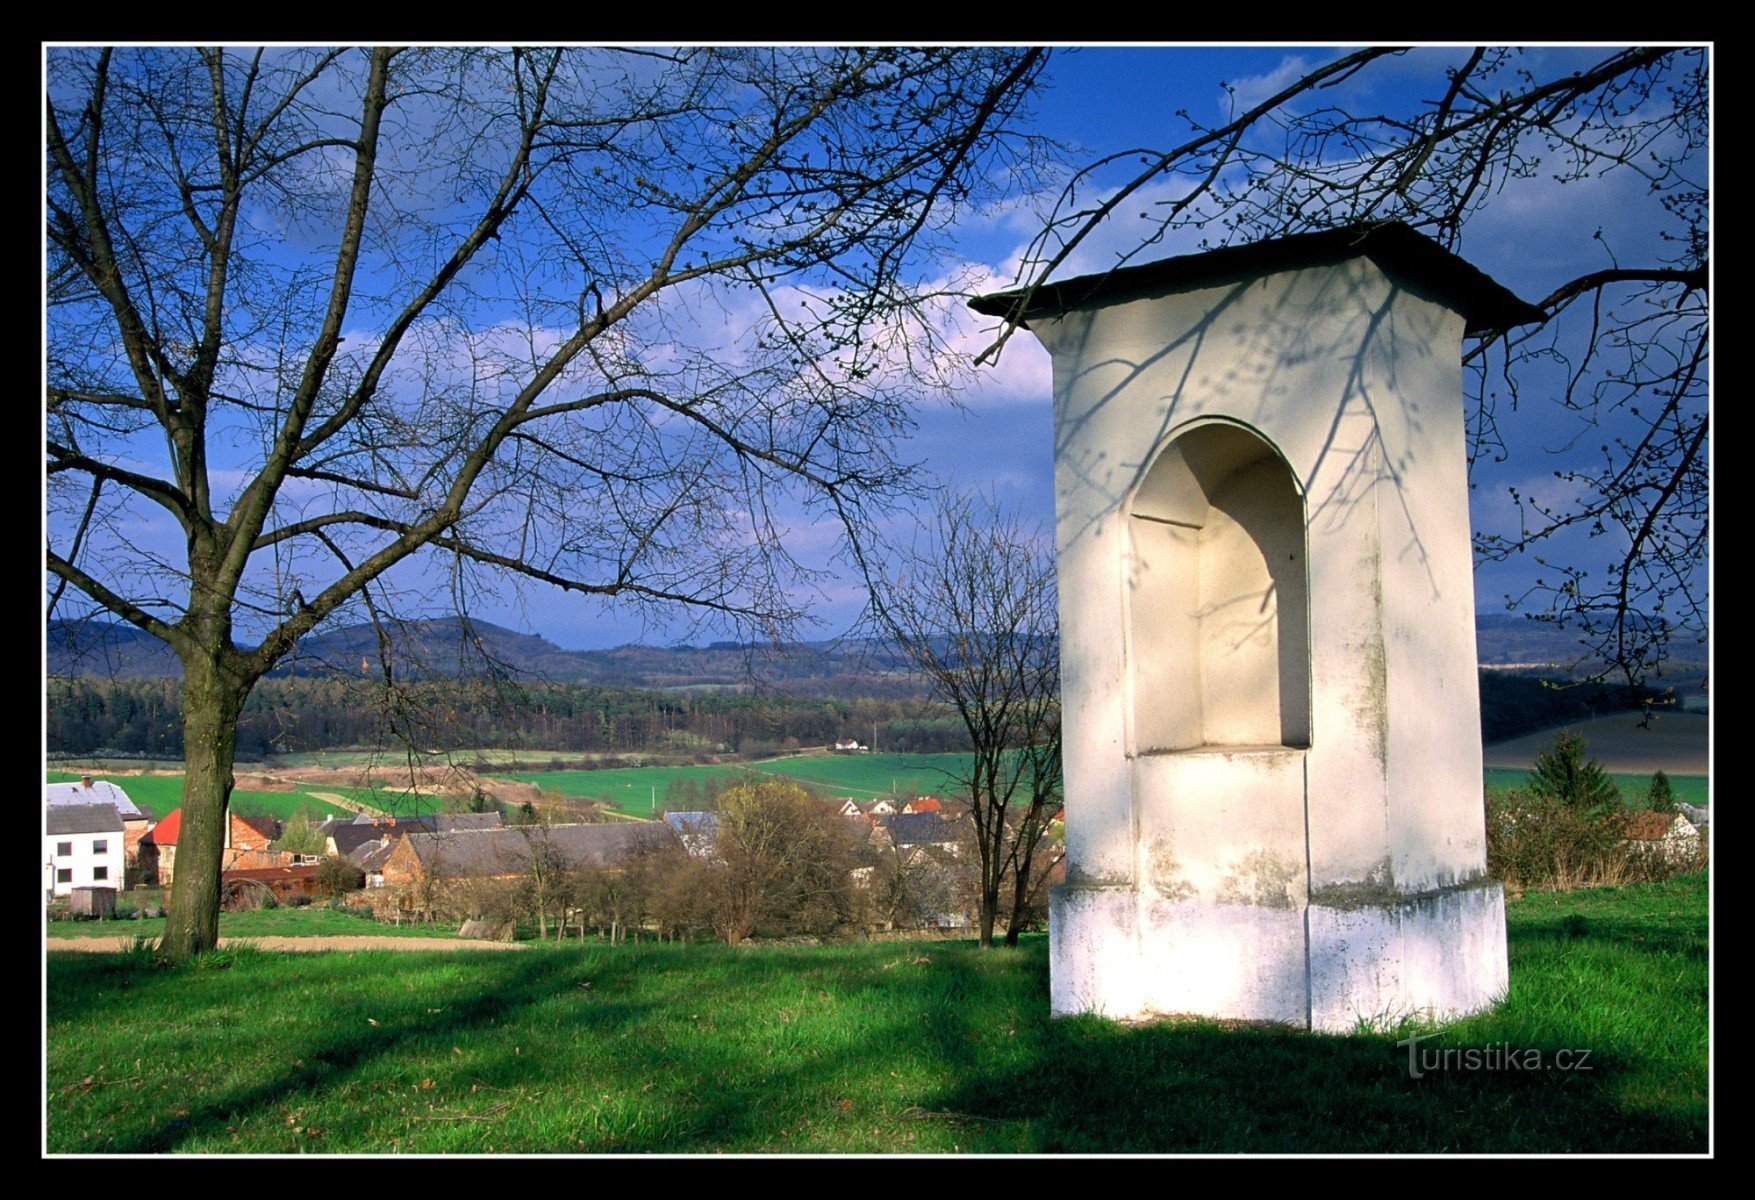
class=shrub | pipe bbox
[1486,787,1700,894]
[313,855,365,899]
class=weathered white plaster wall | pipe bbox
[1034,256,1506,1030]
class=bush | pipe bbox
[313,855,365,898]
[1486,788,1622,893]
[1486,788,1700,894]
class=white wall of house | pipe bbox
[45,831,124,898]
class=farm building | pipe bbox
[46,776,153,864]
[45,803,125,899]
[380,822,678,887]
[139,807,290,886]
[1619,810,1702,866]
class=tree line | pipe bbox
[49,669,1641,764]
[46,674,973,762]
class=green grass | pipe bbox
[46,904,464,942]
[45,872,1707,1153]
[505,752,974,818]
[46,771,349,821]
[1484,767,1709,808]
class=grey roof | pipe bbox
[969,222,1546,337]
[330,818,436,856]
[435,812,502,831]
[879,812,960,848]
[45,779,147,820]
[408,822,677,878]
[347,810,499,829]
[353,839,397,872]
[46,803,126,836]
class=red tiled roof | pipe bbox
[141,808,279,846]
[1619,811,1687,840]
[907,798,942,813]
[141,808,181,845]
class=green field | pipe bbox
[45,872,1707,1153]
[46,771,349,822]
[1484,767,1709,808]
[505,752,975,818]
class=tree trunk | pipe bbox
[159,649,251,961]
[977,886,998,948]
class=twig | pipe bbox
[58,1073,143,1095]
[896,1106,1024,1125]
[409,1101,513,1122]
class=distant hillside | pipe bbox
[50,612,1705,700]
[1474,612,1708,673]
[48,616,922,697]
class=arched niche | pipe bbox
[1127,421,1311,753]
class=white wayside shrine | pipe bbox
[972,224,1543,1031]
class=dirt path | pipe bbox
[303,790,388,816]
[46,934,524,954]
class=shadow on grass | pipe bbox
[48,881,1707,1154]
[54,950,658,1153]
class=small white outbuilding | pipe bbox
[973,222,1542,1031]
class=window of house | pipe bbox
[56,841,72,857]
[56,868,72,884]
[93,839,108,854]
[93,866,109,881]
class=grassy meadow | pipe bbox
[45,872,1707,1154]
[1483,767,1709,809]
[505,751,974,818]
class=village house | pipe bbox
[832,738,867,753]
[876,811,963,857]
[1619,810,1702,867]
[380,822,678,890]
[45,803,125,899]
[139,807,290,887]
[46,776,153,865]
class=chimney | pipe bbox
[81,775,94,789]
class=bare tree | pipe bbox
[703,779,860,944]
[874,492,1062,947]
[45,45,1048,959]
[981,45,1707,700]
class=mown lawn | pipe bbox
[46,904,462,942]
[45,873,1707,1154]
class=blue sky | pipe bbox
[47,45,1707,656]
